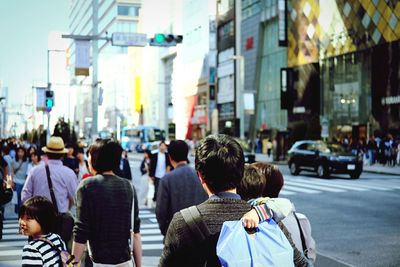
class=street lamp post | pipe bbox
[0,97,6,138]
[231,55,245,139]
[47,49,65,143]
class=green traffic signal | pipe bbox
[46,98,54,109]
[154,34,165,43]
[150,34,183,47]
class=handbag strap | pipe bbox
[293,212,308,257]
[14,161,23,174]
[131,186,135,250]
[45,164,60,214]
[181,206,210,242]
[39,237,76,264]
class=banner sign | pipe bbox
[278,0,287,46]
[75,40,90,76]
[36,87,47,111]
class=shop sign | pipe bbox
[278,0,287,46]
[381,95,400,106]
[192,105,208,125]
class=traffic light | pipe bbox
[45,90,54,111]
[149,34,183,47]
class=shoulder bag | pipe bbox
[45,164,75,245]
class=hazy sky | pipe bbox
[0,0,69,109]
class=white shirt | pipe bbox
[155,152,167,178]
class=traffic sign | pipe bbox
[111,32,148,47]
[36,87,47,111]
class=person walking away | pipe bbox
[0,174,13,240]
[116,149,133,181]
[366,136,377,165]
[397,139,400,166]
[139,150,152,207]
[159,134,252,266]
[22,136,78,245]
[12,146,28,214]
[72,139,142,267]
[63,143,79,176]
[238,163,315,265]
[156,140,207,236]
[76,147,89,183]
[149,141,171,204]
[19,196,69,266]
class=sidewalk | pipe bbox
[254,153,400,176]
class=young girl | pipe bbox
[19,196,69,266]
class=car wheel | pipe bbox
[317,164,329,178]
[350,172,361,179]
[289,162,299,175]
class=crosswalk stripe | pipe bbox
[328,181,391,191]
[0,240,27,248]
[1,235,27,241]
[283,185,320,194]
[142,244,164,250]
[284,181,346,193]
[139,210,151,214]
[142,235,164,242]
[3,223,19,229]
[354,181,400,190]
[2,229,20,235]
[140,214,156,219]
[141,229,161,235]
[286,179,368,191]
[141,224,159,229]
[0,250,21,257]
[149,218,157,223]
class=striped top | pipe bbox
[21,233,66,267]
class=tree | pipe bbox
[53,117,71,144]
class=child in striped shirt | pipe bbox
[19,196,69,267]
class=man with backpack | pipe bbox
[159,134,252,266]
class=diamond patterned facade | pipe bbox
[288,0,400,67]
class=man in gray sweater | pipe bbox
[156,140,207,236]
[159,134,251,266]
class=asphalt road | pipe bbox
[278,165,400,267]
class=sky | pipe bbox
[0,0,69,110]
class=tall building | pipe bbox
[68,0,142,138]
[182,0,217,140]
[244,0,400,158]
[286,0,400,142]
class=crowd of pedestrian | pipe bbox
[337,134,400,166]
[0,134,319,266]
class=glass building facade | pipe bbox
[286,0,400,140]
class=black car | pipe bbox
[234,138,256,163]
[288,140,363,179]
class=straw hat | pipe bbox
[42,136,68,154]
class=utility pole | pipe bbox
[235,0,244,139]
[92,0,99,139]
[46,49,65,144]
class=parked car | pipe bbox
[288,140,363,179]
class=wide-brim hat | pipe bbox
[42,136,68,154]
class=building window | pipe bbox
[117,5,140,17]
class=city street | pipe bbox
[278,165,400,267]
[1,153,399,266]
